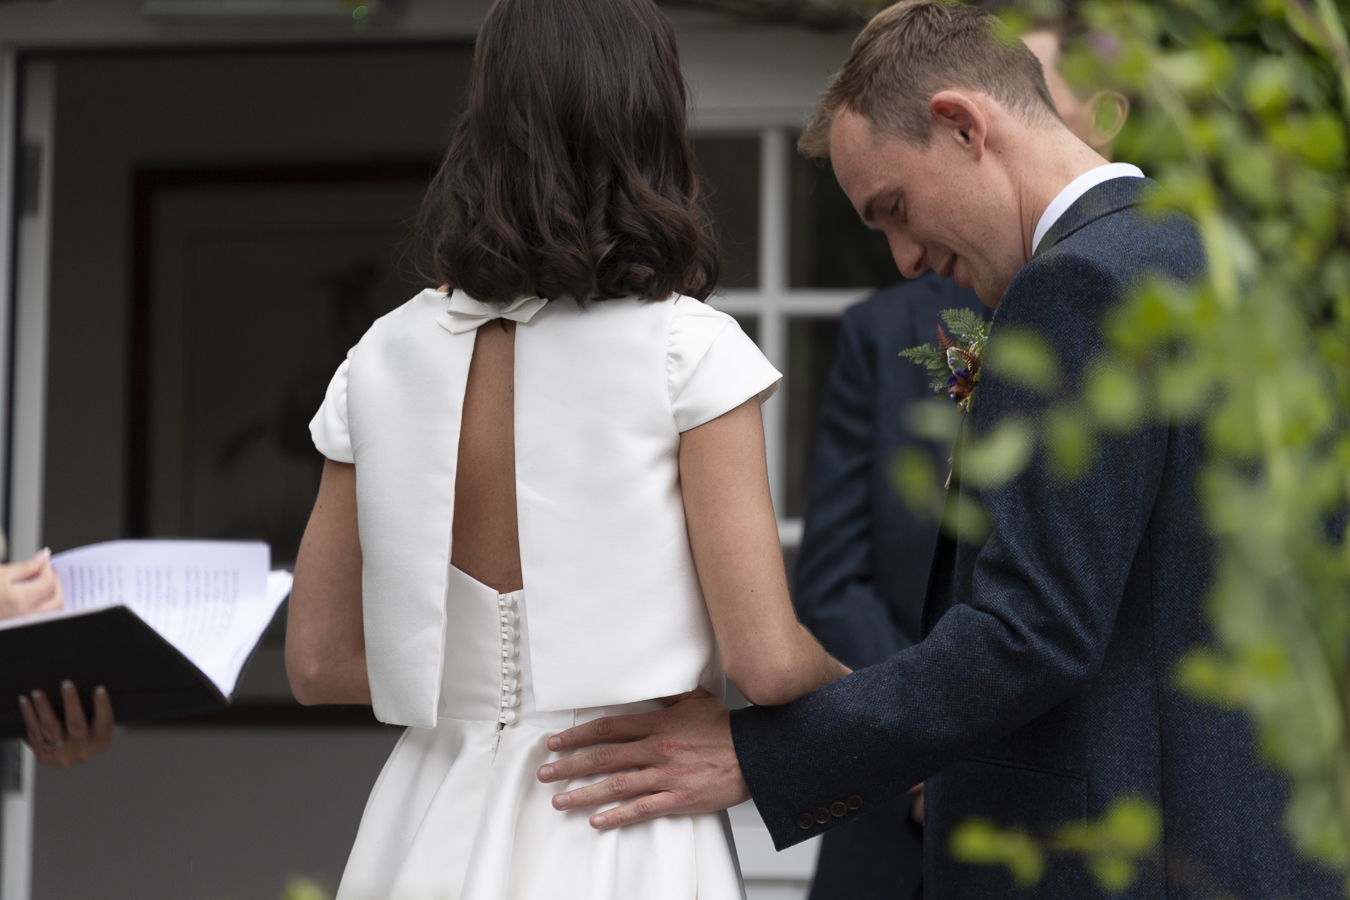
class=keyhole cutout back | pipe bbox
[451,320,525,594]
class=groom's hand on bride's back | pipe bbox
[537,687,749,829]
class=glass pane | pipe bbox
[785,316,842,518]
[732,314,760,346]
[694,137,760,289]
[789,150,900,288]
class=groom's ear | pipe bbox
[929,91,987,160]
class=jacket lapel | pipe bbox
[1035,177,1158,258]
[918,178,1158,637]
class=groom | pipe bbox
[538,3,1338,897]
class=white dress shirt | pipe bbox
[1031,162,1146,255]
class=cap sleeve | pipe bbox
[667,296,782,433]
[309,354,354,464]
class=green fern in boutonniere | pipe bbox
[900,308,989,413]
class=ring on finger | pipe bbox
[43,739,64,752]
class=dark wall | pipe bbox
[34,726,402,900]
[43,45,472,552]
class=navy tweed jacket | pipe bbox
[732,179,1340,899]
[793,274,983,900]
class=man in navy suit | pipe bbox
[794,11,1133,897]
[541,4,1339,896]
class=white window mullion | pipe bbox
[758,127,790,519]
[0,49,14,545]
[3,55,53,900]
[9,60,53,565]
[713,289,864,318]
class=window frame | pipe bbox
[698,127,872,549]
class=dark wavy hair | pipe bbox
[419,0,720,305]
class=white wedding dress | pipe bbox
[335,566,745,900]
[315,291,777,900]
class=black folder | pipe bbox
[0,606,230,739]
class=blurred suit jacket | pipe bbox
[793,273,984,900]
[737,178,1340,899]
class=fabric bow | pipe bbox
[436,291,548,335]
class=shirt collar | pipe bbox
[1031,162,1146,255]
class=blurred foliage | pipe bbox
[279,878,331,900]
[211,876,332,900]
[890,0,1350,894]
[952,797,1163,891]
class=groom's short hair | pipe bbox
[799,0,1059,159]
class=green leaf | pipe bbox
[958,419,1035,488]
[1174,647,1247,707]
[1155,357,1215,420]
[904,399,964,444]
[1244,55,1294,114]
[1297,113,1347,171]
[889,446,945,522]
[280,879,331,900]
[1046,406,1097,479]
[899,343,944,369]
[984,327,1062,393]
[1098,797,1163,855]
[950,819,1046,887]
[1052,797,1160,892]
[1085,362,1146,433]
[1222,143,1281,210]
[942,494,992,544]
[899,343,952,393]
[941,308,990,342]
[1088,856,1138,892]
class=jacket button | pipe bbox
[846,795,863,810]
[813,808,830,824]
[830,801,847,818]
[797,813,815,830]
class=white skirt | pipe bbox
[336,566,746,900]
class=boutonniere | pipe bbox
[900,309,990,413]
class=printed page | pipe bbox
[43,540,289,696]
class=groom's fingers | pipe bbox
[550,766,666,811]
[586,790,686,830]
[538,734,663,784]
[546,709,664,755]
[542,693,748,830]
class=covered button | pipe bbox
[501,626,519,641]
[500,710,518,726]
[503,694,520,708]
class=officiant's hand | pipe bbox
[18,681,115,769]
[538,687,749,829]
[0,549,63,620]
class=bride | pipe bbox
[285,0,849,896]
